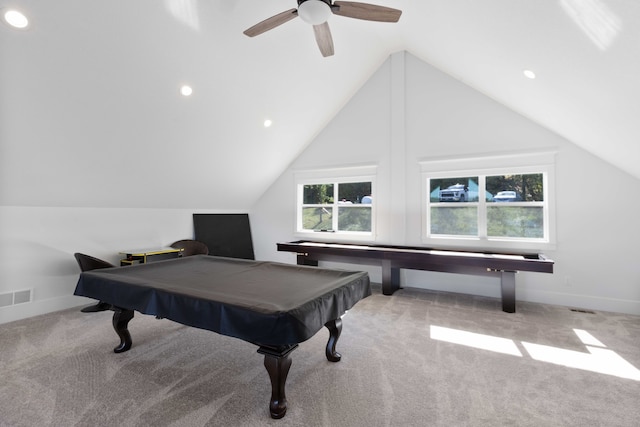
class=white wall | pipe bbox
[251,52,640,315]
[0,207,233,324]
[2,51,638,326]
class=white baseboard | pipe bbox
[0,295,92,325]
[404,283,640,316]
[520,289,640,316]
[2,287,637,326]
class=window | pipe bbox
[295,165,376,239]
[421,151,555,251]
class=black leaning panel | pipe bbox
[193,213,255,260]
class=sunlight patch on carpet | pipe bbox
[430,325,523,356]
[431,325,640,381]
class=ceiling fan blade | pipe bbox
[243,8,298,37]
[332,1,402,22]
[313,22,335,57]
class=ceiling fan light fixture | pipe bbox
[298,0,331,25]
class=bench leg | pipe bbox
[296,254,318,266]
[501,271,516,313]
[381,260,400,295]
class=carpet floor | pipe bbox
[1,285,639,426]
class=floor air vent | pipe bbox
[0,292,12,308]
[0,289,32,308]
[570,308,596,314]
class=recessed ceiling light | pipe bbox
[3,9,29,29]
[264,119,273,128]
[180,85,193,96]
[523,69,536,79]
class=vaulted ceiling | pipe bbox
[1,0,638,209]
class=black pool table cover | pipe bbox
[74,255,371,346]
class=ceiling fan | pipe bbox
[243,0,402,57]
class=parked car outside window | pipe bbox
[493,191,523,202]
[439,184,470,202]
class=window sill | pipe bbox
[294,231,376,244]
[422,236,556,254]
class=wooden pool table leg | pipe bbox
[257,344,298,419]
[112,307,134,353]
[324,318,342,362]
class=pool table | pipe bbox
[74,255,371,419]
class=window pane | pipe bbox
[338,206,372,231]
[487,206,544,238]
[303,184,334,204]
[430,206,478,236]
[338,182,372,204]
[302,207,333,231]
[430,177,479,202]
[486,173,544,202]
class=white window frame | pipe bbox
[420,151,556,251]
[295,165,377,242]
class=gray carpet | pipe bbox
[1,285,639,427]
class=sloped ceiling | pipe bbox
[1,0,638,209]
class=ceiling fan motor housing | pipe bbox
[297,0,333,6]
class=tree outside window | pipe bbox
[428,173,547,242]
[300,181,372,233]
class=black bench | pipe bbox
[277,240,554,313]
